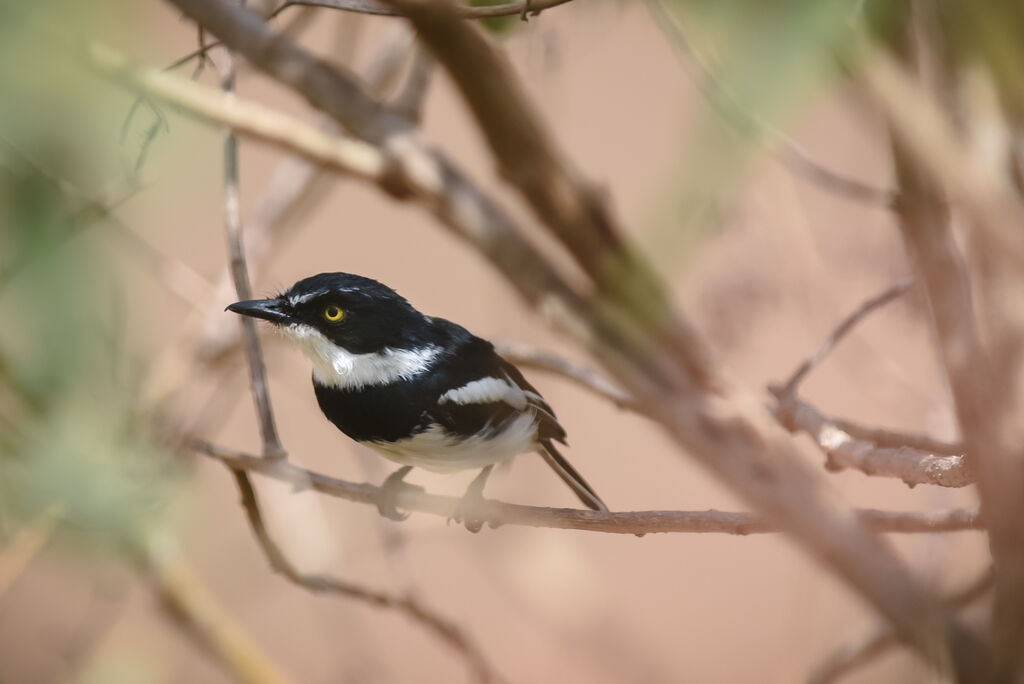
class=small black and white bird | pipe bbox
[227,272,607,530]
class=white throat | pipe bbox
[281,324,440,390]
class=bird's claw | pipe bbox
[452,496,485,533]
[376,466,420,522]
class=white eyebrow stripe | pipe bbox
[287,289,329,306]
[438,377,528,410]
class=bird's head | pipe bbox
[227,272,431,356]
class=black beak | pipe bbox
[226,298,291,325]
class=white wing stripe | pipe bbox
[438,377,528,410]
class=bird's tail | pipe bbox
[537,440,608,512]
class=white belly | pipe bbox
[365,413,540,473]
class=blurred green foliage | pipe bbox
[0,0,179,552]
[644,0,875,267]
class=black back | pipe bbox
[313,317,566,445]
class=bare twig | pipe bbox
[495,342,640,412]
[280,0,573,19]
[216,45,286,460]
[808,567,995,684]
[771,390,972,489]
[92,45,388,185]
[227,469,499,683]
[860,45,1024,266]
[873,30,1024,676]
[825,417,962,458]
[191,439,983,536]
[647,1,898,208]
[778,278,914,397]
[390,41,433,123]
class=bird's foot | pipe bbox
[376,466,416,522]
[450,465,493,533]
[450,496,485,533]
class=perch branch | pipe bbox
[191,439,983,536]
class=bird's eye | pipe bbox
[323,305,344,322]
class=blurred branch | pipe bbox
[391,42,433,123]
[228,469,499,684]
[0,506,59,599]
[92,45,388,186]
[143,541,294,684]
[763,275,971,486]
[500,341,971,488]
[647,1,898,208]
[860,45,1024,266]
[771,391,971,488]
[277,0,572,19]
[808,567,995,684]
[192,439,983,536]
[495,342,641,413]
[872,26,1024,676]
[777,278,914,397]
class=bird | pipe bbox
[227,272,607,531]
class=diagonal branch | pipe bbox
[778,278,914,398]
[227,468,499,683]
[807,567,995,684]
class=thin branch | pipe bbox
[390,41,434,123]
[191,439,983,536]
[647,0,898,209]
[807,567,995,684]
[498,343,971,481]
[827,416,962,458]
[771,390,972,488]
[778,278,914,397]
[216,43,286,459]
[226,469,499,683]
[280,0,573,19]
[92,45,388,186]
[871,31,1024,676]
[495,342,641,413]
[859,44,1024,267]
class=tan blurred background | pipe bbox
[0,1,988,682]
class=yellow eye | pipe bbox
[323,305,344,322]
